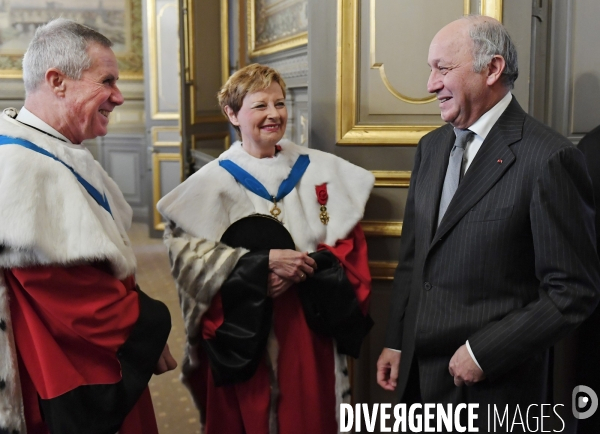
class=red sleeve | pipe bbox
[201,292,224,340]
[317,224,371,315]
[6,264,139,399]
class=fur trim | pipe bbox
[0,110,136,280]
[164,224,249,433]
[265,329,279,434]
[164,224,248,342]
[0,274,26,434]
[157,140,375,253]
[334,344,352,434]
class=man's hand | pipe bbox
[267,272,294,298]
[377,348,401,391]
[448,344,485,386]
[154,343,178,375]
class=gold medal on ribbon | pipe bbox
[270,202,282,218]
[319,205,330,225]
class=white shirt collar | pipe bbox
[468,92,513,141]
[16,106,72,144]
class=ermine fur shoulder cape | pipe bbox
[158,140,375,251]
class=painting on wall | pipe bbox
[0,0,142,79]
[248,0,307,57]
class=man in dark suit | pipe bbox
[376,15,600,428]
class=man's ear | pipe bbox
[486,55,506,86]
[46,68,66,96]
[224,105,239,126]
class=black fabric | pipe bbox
[38,287,171,434]
[203,251,272,386]
[220,214,295,251]
[204,215,291,386]
[298,250,373,358]
[207,214,372,385]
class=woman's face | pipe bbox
[225,81,287,155]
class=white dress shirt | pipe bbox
[462,92,513,175]
[16,106,73,144]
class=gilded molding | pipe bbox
[152,153,181,230]
[481,0,504,21]
[362,221,403,237]
[369,0,436,105]
[151,126,181,148]
[372,170,411,187]
[337,0,504,145]
[369,261,398,281]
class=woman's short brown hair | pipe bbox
[218,63,287,135]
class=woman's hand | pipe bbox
[267,272,294,298]
[269,249,317,283]
[154,343,178,375]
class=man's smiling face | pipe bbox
[427,20,489,129]
[62,43,124,143]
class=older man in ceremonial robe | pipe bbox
[0,19,176,434]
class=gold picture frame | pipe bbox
[0,0,143,80]
[248,0,308,58]
[336,0,504,146]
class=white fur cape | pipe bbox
[157,140,375,253]
[158,140,374,434]
[0,108,137,433]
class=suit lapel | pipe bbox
[431,98,525,246]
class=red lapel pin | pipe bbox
[497,159,503,164]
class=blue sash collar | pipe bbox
[0,135,113,217]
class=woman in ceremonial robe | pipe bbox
[157,63,375,434]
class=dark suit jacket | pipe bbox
[575,127,600,433]
[385,97,600,407]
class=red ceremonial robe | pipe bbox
[187,225,371,434]
[6,263,160,434]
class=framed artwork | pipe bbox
[247,0,307,58]
[0,0,143,79]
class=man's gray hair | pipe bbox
[22,18,113,94]
[465,16,519,89]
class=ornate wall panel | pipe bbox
[148,0,180,119]
[570,0,600,136]
[337,0,503,146]
[152,151,182,230]
[100,134,147,220]
[545,0,600,143]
